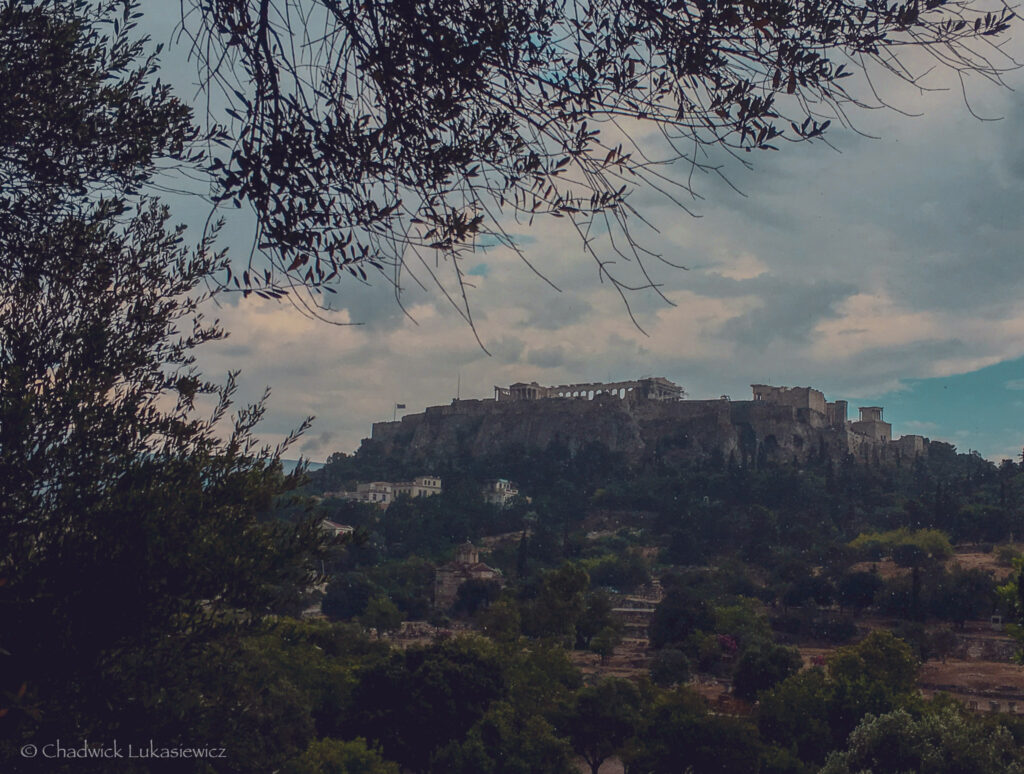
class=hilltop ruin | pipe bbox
[366,378,929,468]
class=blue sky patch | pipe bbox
[852,356,1024,461]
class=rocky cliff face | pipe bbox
[365,395,923,468]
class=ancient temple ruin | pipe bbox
[750,385,894,443]
[494,376,683,402]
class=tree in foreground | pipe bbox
[284,738,400,774]
[174,0,1017,322]
[820,705,1024,774]
[0,2,325,765]
[561,678,642,774]
[757,630,921,766]
[344,638,508,773]
[432,700,576,774]
[623,686,764,774]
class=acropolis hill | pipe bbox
[366,377,930,468]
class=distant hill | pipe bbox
[280,458,325,474]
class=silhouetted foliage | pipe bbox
[345,638,507,773]
[172,0,1017,322]
[0,3,325,763]
[561,678,642,774]
[323,572,381,620]
[626,687,764,774]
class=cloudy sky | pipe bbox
[148,10,1024,463]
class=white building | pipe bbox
[329,476,442,508]
[321,519,354,537]
[356,481,395,505]
[482,478,519,506]
[394,475,443,499]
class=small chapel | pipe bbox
[433,541,503,609]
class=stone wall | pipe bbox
[751,384,827,414]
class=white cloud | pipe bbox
[182,37,1024,460]
[708,251,769,281]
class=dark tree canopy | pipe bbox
[0,1,200,205]
[562,678,642,774]
[179,0,1016,323]
[0,1,327,757]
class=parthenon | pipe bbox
[494,376,684,402]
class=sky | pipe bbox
[144,7,1024,463]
